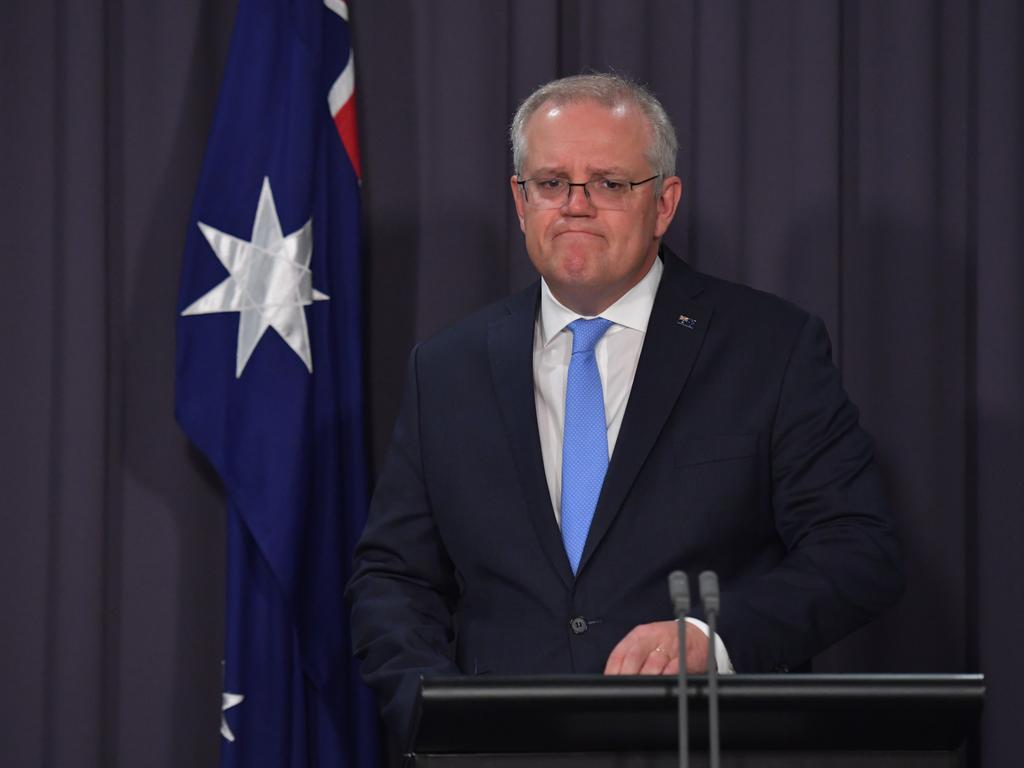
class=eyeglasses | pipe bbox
[516,174,661,210]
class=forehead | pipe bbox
[522,99,651,173]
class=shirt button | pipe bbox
[569,616,588,635]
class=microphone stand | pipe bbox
[667,571,691,768]
[699,571,721,768]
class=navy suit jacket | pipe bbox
[347,250,902,741]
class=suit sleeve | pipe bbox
[717,313,904,673]
[345,346,461,745]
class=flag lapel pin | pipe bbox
[677,314,697,330]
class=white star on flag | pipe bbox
[221,690,245,742]
[181,177,327,377]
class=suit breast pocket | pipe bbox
[673,433,758,468]
[671,434,762,543]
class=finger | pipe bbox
[605,625,647,674]
[638,647,672,675]
[604,639,629,675]
[662,656,680,675]
[618,642,655,675]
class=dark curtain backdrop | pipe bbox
[2,2,1021,767]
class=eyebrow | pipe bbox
[529,165,634,178]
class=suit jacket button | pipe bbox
[569,617,588,635]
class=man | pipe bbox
[347,74,902,743]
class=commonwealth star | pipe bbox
[182,177,327,377]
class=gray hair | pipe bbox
[510,73,678,180]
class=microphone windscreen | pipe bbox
[668,570,690,615]
[699,570,720,613]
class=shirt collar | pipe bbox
[538,255,664,347]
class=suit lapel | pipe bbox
[488,284,575,588]
[578,254,713,575]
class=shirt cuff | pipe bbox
[683,617,735,673]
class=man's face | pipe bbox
[511,99,681,316]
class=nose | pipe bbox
[563,183,595,215]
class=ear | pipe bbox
[510,176,527,234]
[653,176,682,238]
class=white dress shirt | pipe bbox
[533,256,663,523]
[531,255,734,672]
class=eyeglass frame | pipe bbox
[515,174,662,209]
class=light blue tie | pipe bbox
[561,317,614,575]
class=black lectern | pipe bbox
[408,674,983,767]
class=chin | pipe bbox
[555,244,604,276]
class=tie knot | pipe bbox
[567,317,613,354]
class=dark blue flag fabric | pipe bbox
[174,1,376,766]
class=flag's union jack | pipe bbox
[325,0,361,180]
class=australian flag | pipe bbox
[175,1,376,766]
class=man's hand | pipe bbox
[603,621,710,675]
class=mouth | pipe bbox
[554,229,603,239]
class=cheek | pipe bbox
[525,218,555,248]
[522,223,556,270]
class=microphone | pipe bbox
[699,571,721,768]
[667,571,690,768]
